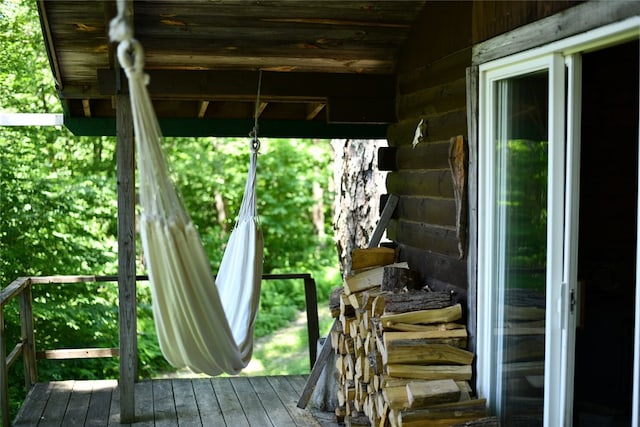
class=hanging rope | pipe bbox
[109,2,264,376]
[250,70,263,153]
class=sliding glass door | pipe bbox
[477,18,640,426]
[478,54,569,426]
[492,70,549,424]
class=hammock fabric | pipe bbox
[111,19,263,376]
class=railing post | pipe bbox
[0,299,9,427]
[19,280,37,388]
[303,275,319,370]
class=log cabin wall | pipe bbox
[382,0,583,331]
[471,1,581,44]
[382,2,473,305]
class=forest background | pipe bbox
[1,0,386,416]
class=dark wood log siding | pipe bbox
[386,170,454,198]
[384,0,582,319]
[471,1,580,44]
[384,2,473,297]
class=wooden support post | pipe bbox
[116,94,137,423]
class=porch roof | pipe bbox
[37,0,428,138]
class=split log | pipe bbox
[340,293,355,317]
[381,266,419,292]
[348,286,382,311]
[347,292,366,311]
[450,416,501,426]
[344,262,409,295]
[382,343,474,366]
[384,291,452,313]
[382,384,410,410]
[383,329,469,350]
[351,247,396,270]
[381,377,413,389]
[330,286,344,318]
[367,348,383,375]
[386,364,472,381]
[382,322,466,333]
[381,303,462,327]
[406,379,460,408]
[396,399,489,427]
[345,412,370,427]
[456,381,472,401]
[371,295,386,317]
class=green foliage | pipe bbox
[0,0,60,115]
[498,139,548,291]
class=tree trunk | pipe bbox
[332,139,388,275]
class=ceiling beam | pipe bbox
[197,101,209,118]
[63,116,389,139]
[82,99,92,118]
[256,101,268,118]
[306,103,326,120]
[94,70,395,100]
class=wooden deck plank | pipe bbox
[172,379,201,427]
[250,376,298,427]
[133,380,155,426]
[268,376,320,427]
[231,376,273,426]
[108,381,128,427]
[13,382,51,427]
[39,380,74,427]
[191,378,223,425]
[86,379,115,426]
[62,380,93,425]
[286,375,309,395]
[211,377,250,427]
[153,379,178,426]
[13,376,333,426]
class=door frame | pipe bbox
[475,16,640,426]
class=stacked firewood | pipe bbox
[329,248,497,427]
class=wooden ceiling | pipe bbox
[37,0,428,137]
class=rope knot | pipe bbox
[117,39,149,85]
[109,15,133,43]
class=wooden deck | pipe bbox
[13,375,339,427]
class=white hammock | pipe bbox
[111,17,263,375]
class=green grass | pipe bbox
[241,305,334,376]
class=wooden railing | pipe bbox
[0,274,319,426]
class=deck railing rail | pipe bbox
[0,274,319,427]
